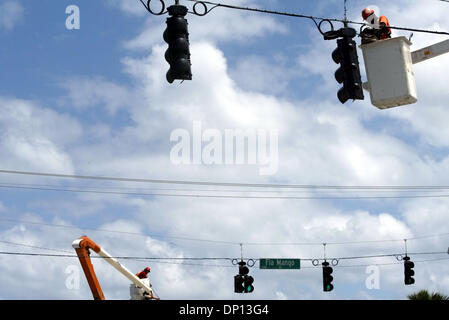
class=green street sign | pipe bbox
[259,259,301,270]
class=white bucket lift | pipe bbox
[360,37,417,109]
[360,36,449,109]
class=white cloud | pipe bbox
[105,0,147,17]
[60,76,134,115]
[0,97,80,174]
[0,0,24,31]
[1,0,449,300]
[229,54,299,95]
[122,0,287,50]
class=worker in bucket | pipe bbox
[361,8,391,43]
[136,267,151,279]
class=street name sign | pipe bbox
[259,259,301,270]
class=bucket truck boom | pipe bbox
[72,236,158,300]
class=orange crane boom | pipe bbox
[72,236,157,300]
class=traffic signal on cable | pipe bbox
[234,274,244,293]
[322,261,334,292]
[404,256,415,285]
[244,274,254,293]
[163,4,192,83]
[234,261,254,293]
[331,27,364,104]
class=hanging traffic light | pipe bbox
[404,256,415,285]
[163,4,192,83]
[331,27,364,104]
[322,261,334,292]
[234,261,254,293]
[234,274,244,293]
[244,275,254,293]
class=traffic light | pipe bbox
[322,261,334,292]
[244,275,254,293]
[234,274,244,293]
[404,256,415,285]
[331,27,364,104]
[234,261,254,293]
[163,4,192,83]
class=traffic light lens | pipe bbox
[335,68,345,83]
[325,284,334,292]
[338,88,350,104]
[332,48,341,64]
[240,266,249,275]
[172,38,190,53]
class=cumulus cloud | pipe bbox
[0,97,80,174]
[60,76,134,115]
[1,0,449,300]
[121,0,287,50]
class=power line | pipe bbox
[0,251,235,268]
[1,249,448,270]
[327,257,449,269]
[9,181,449,194]
[5,169,449,190]
[1,217,448,248]
[183,0,449,36]
[0,218,241,246]
[0,240,72,254]
[0,249,446,265]
[6,183,449,201]
[327,251,448,262]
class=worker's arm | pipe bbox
[378,16,392,38]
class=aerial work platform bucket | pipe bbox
[360,36,418,109]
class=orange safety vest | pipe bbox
[379,16,391,39]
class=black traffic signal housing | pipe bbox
[163,4,192,83]
[234,274,244,293]
[244,274,254,293]
[322,261,334,292]
[404,256,415,285]
[234,261,254,293]
[331,27,364,104]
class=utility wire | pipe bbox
[0,218,241,245]
[184,0,449,36]
[1,217,448,247]
[0,250,447,265]
[5,169,449,190]
[325,257,449,269]
[8,181,449,194]
[1,241,448,270]
[6,183,449,201]
[0,240,72,253]
[0,251,234,268]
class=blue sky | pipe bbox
[0,0,449,300]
